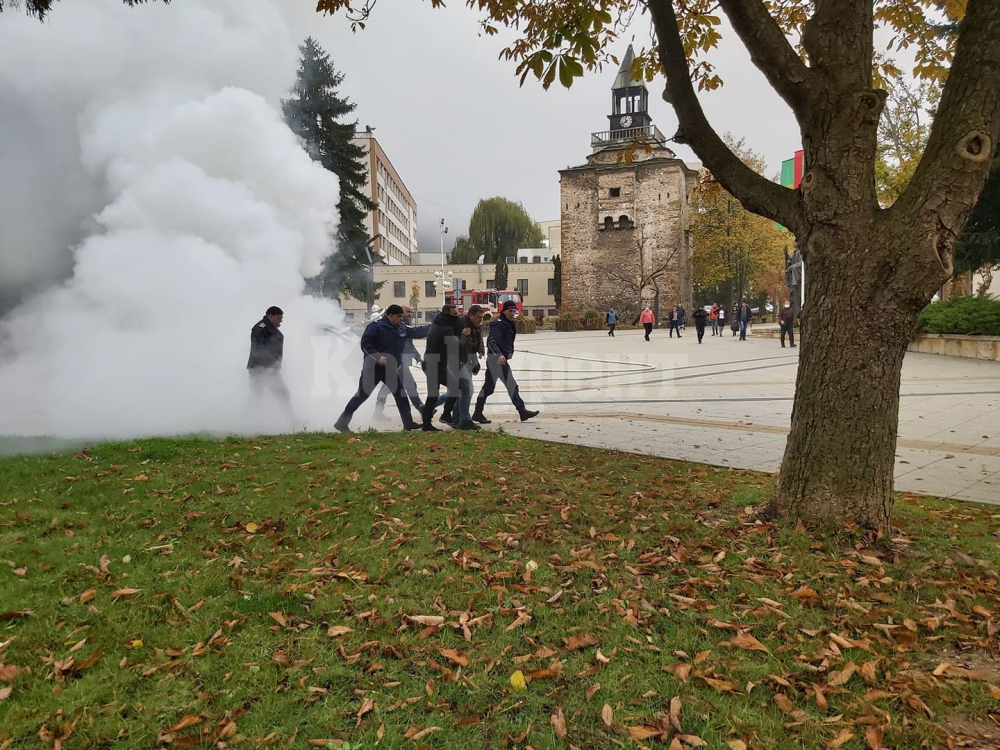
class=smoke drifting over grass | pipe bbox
[0,0,364,441]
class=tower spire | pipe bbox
[612,44,645,90]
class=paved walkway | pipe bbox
[464,327,1000,504]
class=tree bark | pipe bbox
[768,223,925,533]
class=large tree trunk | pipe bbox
[768,223,935,533]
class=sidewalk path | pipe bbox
[474,328,1000,505]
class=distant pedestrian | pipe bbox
[473,300,539,423]
[693,306,708,343]
[731,304,739,337]
[639,306,655,341]
[668,306,682,338]
[709,303,719,336]
[335,304,420,433]
[779,301,796,348]
[247,305,297,427]
[678,305,686,330]
[737,300,752,341]
[606,308,617,337]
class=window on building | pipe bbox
[425,280,436,298]
[619,214,632,229]
[533,256,541,264]
[487,279,495,288]
[516,279,528,296]
[547,278,555,296]
[548,308,558,317]
[603,216,614,231]
[393,281,405,298]
[609,187,621,198]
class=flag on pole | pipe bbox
[777,149,804,229]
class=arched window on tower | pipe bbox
[619,215,632,229]
[603,216,614,231]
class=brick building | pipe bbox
[559,45,698,318]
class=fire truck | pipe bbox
[444,288,524,317]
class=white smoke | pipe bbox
[0,0,365,440]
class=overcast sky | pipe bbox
[295,3,803,254]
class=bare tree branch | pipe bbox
[716,0,813,118]
[892,0,1000,268]
[647,0,802,234]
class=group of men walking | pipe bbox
[245,295,796,433]
[331,301,539,433]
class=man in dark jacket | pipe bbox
[441,304,485,429]
[247,305,296,423]
[692,306,708,343]
[778,301,796,348]
[375,305,429,418]
[335,304,419,433]
[472,300,539,424]
[421,304,468,431]
[737,299,752,341]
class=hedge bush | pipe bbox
[515,317,537,334]
[916,295,1000,336]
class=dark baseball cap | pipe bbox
[501,300,517,311]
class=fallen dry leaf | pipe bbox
[439,648,469,667]
[828,729,854,749]
[626,725,662,741]
[406,615,444,627]
[601,703,614,727]
[169,714,202,733]
[701,676,737,693]
[327,625,353,637]
[550,706,567,739]
[865,724,885,750]
[729,631,770,653]
[111,588,141,601]
[563,633,599,651]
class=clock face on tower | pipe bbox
[619,115,633,128]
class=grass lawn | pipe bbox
[1,432,999,749]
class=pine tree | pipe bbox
[954,156,1000,284]
[282,38,378,302]
[552,255,562,307]
[494,256,509,290]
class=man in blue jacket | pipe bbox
[335,304,419,433]
[375,305,429,418]
[472,300,539,424]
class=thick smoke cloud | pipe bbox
[0,0,364,440]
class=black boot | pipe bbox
[518,408,540,422]
[334,415,351,434]
[472,408,491,424]
[421,401,439,431]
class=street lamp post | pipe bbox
[361,234,382,316]
[434,219,452,302]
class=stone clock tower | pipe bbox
[559,45,697,318]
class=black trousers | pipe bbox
[422,365,460,426]
[376,357,422,410]
[608,324,616,337]
[696,322,706,342]
[339,361,416,428]
[669,321,681,337]
[643,323,653,341]
[780,324,796,346]
[475,355,526,413]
